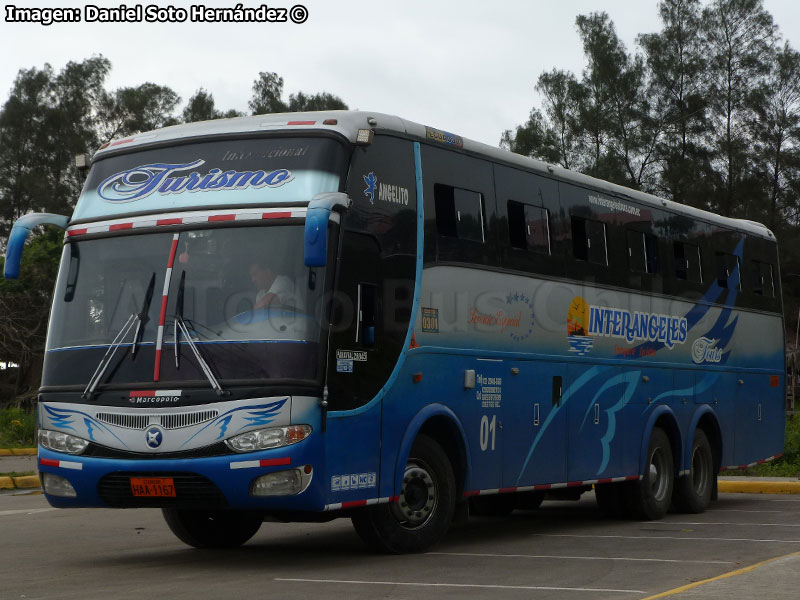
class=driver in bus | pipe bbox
[249,259,298,309]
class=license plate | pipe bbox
[130,477,176,497]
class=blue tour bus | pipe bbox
[4,112,785,552]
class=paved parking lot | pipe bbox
[1,489,799,599]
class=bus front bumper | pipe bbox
[37,441,326,512]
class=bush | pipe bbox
[0,407,36,448]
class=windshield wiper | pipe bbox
[131,273,156,357]
[173,271,227,397]
[82,313,138,400]
[82,273,156,400]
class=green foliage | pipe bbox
[0,407,36,448]
[97,82,181,143]
[0,228,63,402]
[248,70,348,115]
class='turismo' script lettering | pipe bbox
[97,160,294,202]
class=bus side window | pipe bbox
[674,241,703,283]
[715,252,741,289]
[508,200,550,254]
[750,260,774,297]
[435,184,485,243]
[571,216,607,265]
[627,231,659,274]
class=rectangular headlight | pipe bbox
[225,425,311,453]
[39,430,89,455]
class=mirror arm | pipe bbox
[4,213,70,279]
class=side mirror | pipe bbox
[4,213,69,279]
[304,192,350,268]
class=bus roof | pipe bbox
[94,111,775,241]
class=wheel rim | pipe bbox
[391,459,438,529]
[648,446,670,502]
[691,444,711,497]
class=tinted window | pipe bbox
[674,242,703,283]
[627,230,659,274]
[750,260,775,297]
[435,184,484,243]
[508,200,550,254]
[572,216,607,265]
[716,252,741,289]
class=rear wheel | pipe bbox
[351,435,456,553]
[673,430,714,514]
[627,427,674,520]
[162,508,263,548]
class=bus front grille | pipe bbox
[97,472,227,508]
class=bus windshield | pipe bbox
[44,225,327,388]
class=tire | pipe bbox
[595,482,629,518]
[673,430,714,514]
[470,493,517,516]
[162,508,263,548]
[627,427,674,520]
[351,435,456,553]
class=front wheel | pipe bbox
[162,508,263,548]
[351,435,456,553]
[627,427,674,520]
[673,429,714,514]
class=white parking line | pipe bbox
[715,509,785,514]
[664,521,800,528]
[430,551,734,565]
[274,578,646,594]
[0,508,55,517]
[535,533,800,543]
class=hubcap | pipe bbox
[648,447,669,502]
[691,445,710,497]
[392,460,438,529]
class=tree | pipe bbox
[702,0,777,217]
[182,88,245,123]
[248,71,349,114]
[182,88,219,123]
[534,69,585,170]
[749,43,800,230]
[287,91,347,112]
[575,12,658,189]
[0,56,110,231]
[97,82,180,143]
[500,108,561,165]
[0,228,63,404]
[639,0,712,206]
[249,71,288,114]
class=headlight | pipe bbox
[39,429,89,455]
[225,425,311,453]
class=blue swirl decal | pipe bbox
[97,160,294,203]
[42,404,128,448]
[216,415,233,440]
[43,405,77,432]
[579,371,639,475]
[180,398,289,448]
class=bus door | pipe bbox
[735,373,777,466]
[695,374,736,468]
[566,365,632,481]
[502,362,567,487]
[464,358,505,492]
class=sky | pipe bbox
[1,0,799,147]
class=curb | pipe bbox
[718,479,800,495]
[0,474,40,490]
[0,448,36,456]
